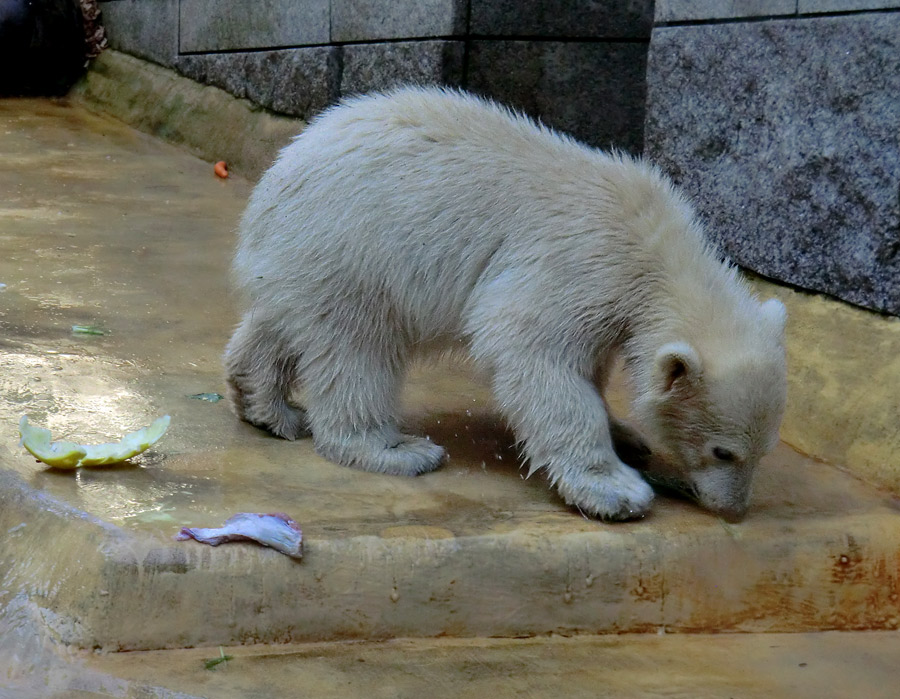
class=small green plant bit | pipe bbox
[204,646,234,670]
[71,324,106,335]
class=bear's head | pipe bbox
[632,298,788,522]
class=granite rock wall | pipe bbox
[647,2,900,315]
[98,0,653,152]
[96,1,900,315]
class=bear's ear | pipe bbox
[760,298,787,337]
[654,342,702,394]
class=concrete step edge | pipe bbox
[2,467,898,651]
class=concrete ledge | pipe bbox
[3,446,900,652]
[750,277,900,494]
[71,50,303,180]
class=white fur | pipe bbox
[225,86,787,521]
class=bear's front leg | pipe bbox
[492,355,654,521]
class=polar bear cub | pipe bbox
[225,86,787,522]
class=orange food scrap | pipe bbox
[214,161,229,178]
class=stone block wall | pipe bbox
[96,1,899,316]
[98,0,653,152]
[647,2,900,315]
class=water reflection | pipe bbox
[0,348,151,436]
[28,458,220,531]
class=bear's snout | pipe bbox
[691,466,753,523]
[709,501,749,523]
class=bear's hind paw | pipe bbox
[318,432,447,476]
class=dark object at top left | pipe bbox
[0,0,103,96]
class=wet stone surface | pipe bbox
[77,631,900,699]
[0,97,893,541]
[0,97,575,541]
[2,99,900,656]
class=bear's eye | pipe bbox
[713,446,737,463]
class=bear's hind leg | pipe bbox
[224,313,310,440]
[301,323,446,476]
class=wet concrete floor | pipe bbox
[1,98,900,692]
[0,97,892,540]
[4,631,900,698]
[0,97,532,538]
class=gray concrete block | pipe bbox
[799,1,900,12]
[470,0,654,38]
[655,0,795,23]
[340,41,464,96]
[645,15,900,315]
[331,0,466,42]
[179,0,329,52]
[99,0,179,68]
[466,40,647,152]
[176,47,340,119]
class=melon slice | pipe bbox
[19,415,170,469]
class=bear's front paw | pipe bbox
[555,461,654,521]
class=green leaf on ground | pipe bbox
[71,324,106,336]
[204,646,233,670]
